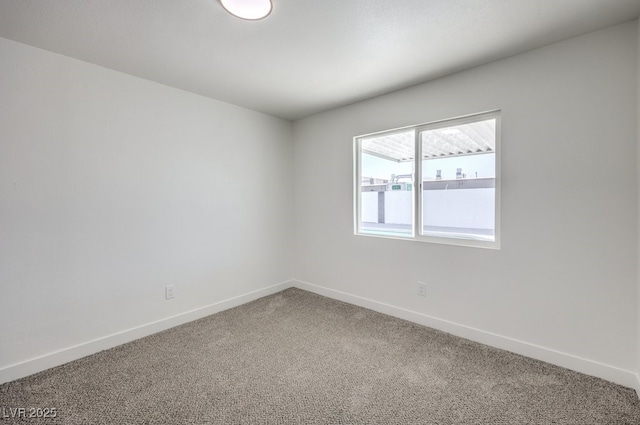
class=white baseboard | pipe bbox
[292,279,638,390]
[0,280,294,385]
[3,278,637,392]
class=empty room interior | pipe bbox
[3,0,640,423]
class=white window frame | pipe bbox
[353,110,501,249]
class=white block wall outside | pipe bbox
[384,191,413,225]
[424,188,494,229]
[361,189,494,229]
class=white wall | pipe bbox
[384,191,412,225]
[362,188,494,229]
[0,37,293,382]
[637,19,640,393]
[423,188,494,230]
[293,22,638,386]
[361,192,379,223]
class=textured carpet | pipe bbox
[1,288,640,424]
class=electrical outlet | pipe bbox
[165,285,175,300]
[417,281,426,297]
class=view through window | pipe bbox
[355,112,500,248]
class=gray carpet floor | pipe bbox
[1,288,640,424]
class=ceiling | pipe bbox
[1,0,639,121]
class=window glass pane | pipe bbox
[420,118,496,241]
[360,131,414,237]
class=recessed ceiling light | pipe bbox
[220,0,273,20]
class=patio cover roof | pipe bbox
[361,118,496,162]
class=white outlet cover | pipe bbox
[165,285,175,299]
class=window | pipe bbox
[354,111,500,249]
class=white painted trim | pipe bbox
[3,278,636,392]
[0,280,294,384]
[292,279,638,390]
